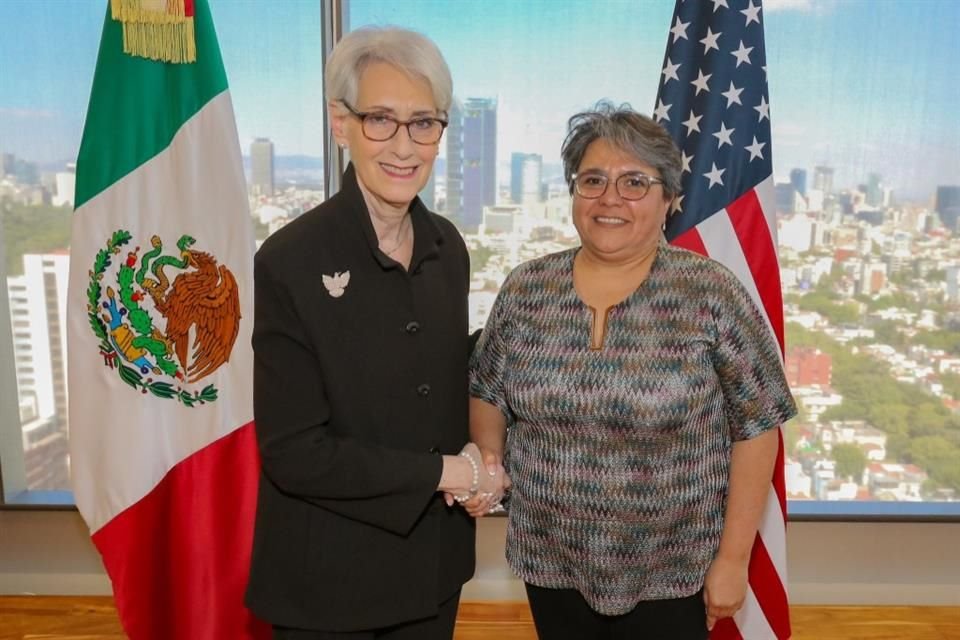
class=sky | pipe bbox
[0,0,957,200]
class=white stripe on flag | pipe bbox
[696,193,789,639]
[694,207,776,344]
[754,175,778,246]
[734,584,778,640]
[759,470,789,585]
[68,90,254,533]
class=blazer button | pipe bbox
[405,321,421,334]
[428,446,440,454]
[417,383,431,397]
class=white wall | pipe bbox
[1,511,957,605]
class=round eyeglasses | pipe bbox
[342,101,448,145]
[571,172,666,201]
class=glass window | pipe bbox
[344,0,960,514]
[3,0,957,515]
[0,0,325,505]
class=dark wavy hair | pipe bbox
[561,101,682,200]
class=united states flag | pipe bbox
[654,1,790,639]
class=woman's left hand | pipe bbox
[703,554,749,630]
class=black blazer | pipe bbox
[246,165,475,631]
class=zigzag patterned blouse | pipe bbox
[470,244,797,615]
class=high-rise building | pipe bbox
[0,152,14,177]
[483,204,524,234]
[52,163,76,208]
[6,252,70,490]
[866,172,883,207]
[856,209,884,226]
[8,253,69,423]
[779,214,816,252]
[445,99,463,220]
[859,261,887,295]
[790,168,807,197]
[813,165,834,196]
[250,137,275,197]
[935,185,960,232]
[461,98,497,230]
[511,152,543,205]
[775,182,799,215]
[946,266,960,303]
[419,171,436,211]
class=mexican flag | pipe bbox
[67,1,268,638]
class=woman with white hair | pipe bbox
[246,27,501,639]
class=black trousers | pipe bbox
[273,590,461,640]
[525,583,708,640]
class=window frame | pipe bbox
[2,0,958,524]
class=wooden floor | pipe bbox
[0,597,957,640]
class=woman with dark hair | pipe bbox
[468,102,797,639]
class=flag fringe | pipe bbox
[110,0,186,24]
[121,20,196,64]
[110,0,196,64]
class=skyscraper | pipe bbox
[946,266,960,303]
[790,168,807,197]
[0,152,13,177]
[445,99,463,220]
[250,137,275,197]
[419,170,436,211]
[461,98,497,230]
[935,185,960,232]
[52,163,76,208]
[775,182,799,215]
[866,172,883,207]
[813,165,834,195]
[511,152,543,205]
[6,252,71,490]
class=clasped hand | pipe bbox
[450,442,510,517]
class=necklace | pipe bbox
[379,215,410,256]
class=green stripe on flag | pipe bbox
[75,0,228,210]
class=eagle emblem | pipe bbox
[85,230,241,407]
[322,271,350,298]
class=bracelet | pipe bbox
[453,450,480,503]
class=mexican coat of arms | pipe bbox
[86,230,241,407]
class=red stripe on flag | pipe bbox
[725,188,785,355]
[726,187,791,638]
[670,226,709,257]
[92,423,270,640]
[725,189,790,515]
[748,535,793,639]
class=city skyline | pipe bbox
[0,1,957,201]
[4,3,960,503]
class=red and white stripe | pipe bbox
[671,174,791,640]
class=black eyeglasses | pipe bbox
[341,101,448,145]
[571,172,666,201]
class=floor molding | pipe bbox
[1,597,958,640]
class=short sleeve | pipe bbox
[469,276,515,421]
[711,271,798,441]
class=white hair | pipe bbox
[325,26,453,114]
